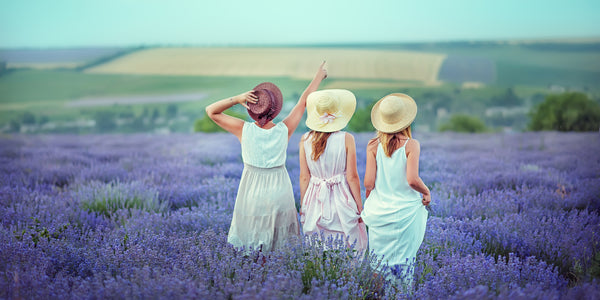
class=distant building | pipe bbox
[485,106,529,117]
[548,84,566,93]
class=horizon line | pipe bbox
[2,36,600,50]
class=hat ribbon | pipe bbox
[319,112,340,125]
[257,89,277,126]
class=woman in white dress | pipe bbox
[361,93,431,288]
[299,89,367,253]
[205,62,327,252]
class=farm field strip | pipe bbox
[85,47,447,84]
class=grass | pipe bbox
[76,180,169,218]
[495,61,600,87]
[0,69,314,122]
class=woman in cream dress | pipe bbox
[205,62,327,252]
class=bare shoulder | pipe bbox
[300,132,309,142]
[406,138,421,153]
[367,137,379,152]
[407,138,420,146]
[344,132,355,143]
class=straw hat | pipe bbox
[305,89,356,132]
[247,82,283,126]
[371,93,417,133]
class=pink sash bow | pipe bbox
[309,173,345,226]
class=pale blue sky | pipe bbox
[1,0,599,48]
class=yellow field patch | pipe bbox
[85,47,447,84]
[323,80,443,90]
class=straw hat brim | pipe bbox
[305,89,356,132]
[371,93,417,133]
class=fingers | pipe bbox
[245,91,258,104]
[246,95,258,104]
[319,61,328,79]
[422,196,431,206]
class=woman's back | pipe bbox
[300,131,368,252]
[374,139,421,203]
[241,122,288,168]
[303,131,346,177]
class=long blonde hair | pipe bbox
[376,126,412,157]
[307,131,332,160]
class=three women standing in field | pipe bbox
[205,62,430,289]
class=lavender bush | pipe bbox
[1,131,599,299]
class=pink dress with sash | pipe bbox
[300,131,368,252]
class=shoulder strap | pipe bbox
[401,137,410,148]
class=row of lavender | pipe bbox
[1,131,599,299]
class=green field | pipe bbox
[1,42,599,134]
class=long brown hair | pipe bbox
[377,126,412,157]
[307,131,332,160]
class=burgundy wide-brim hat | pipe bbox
[247,82,283,126]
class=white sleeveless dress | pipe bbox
[300,131,368,253]
[361,139,428,283]
[227,122,300,252]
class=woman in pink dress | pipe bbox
[298,89,368,253]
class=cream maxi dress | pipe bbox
[361,139,428,285]
[227,121,300,252]
[300,131,368,253]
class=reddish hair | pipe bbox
[376,126,412,157]
[307,131,332,160]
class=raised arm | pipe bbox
[345,133,363,213]
[405,139,431,206]
[205,91,257,140]
[283,61,328,139]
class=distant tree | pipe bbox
[118,107,134,119]
[151,108,160,121]
[0,61,6,75]
[439,114,488,133]
[347,100,375,132]
[8,120,21,133]
[194,109,246,133]
[21,111,36,125]
[529,92,600,132]
[490,88,523,107]
[94,111,117,132]
[166,104,178,118]
[37,115,49,125]
[530,93,547,106]
[130,116,145,131]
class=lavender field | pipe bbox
[1,131,599,299]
